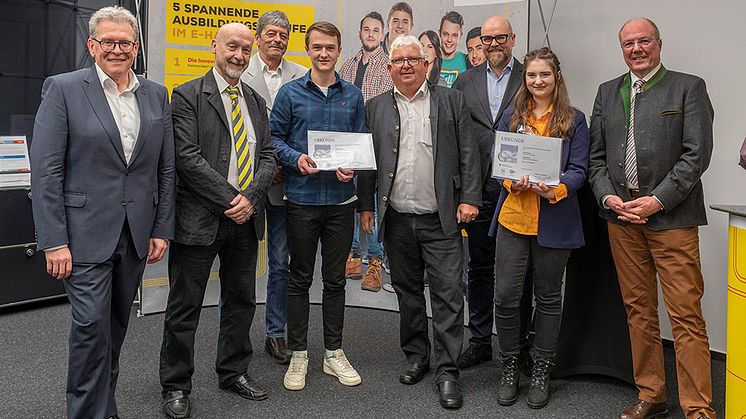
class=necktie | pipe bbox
[624,79,646,189]
[227,86,253,190]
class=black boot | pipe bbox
[497,354,519,406]
[527,351,553,409]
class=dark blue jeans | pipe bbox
[265,203,288,338]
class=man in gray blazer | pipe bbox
[240,9,306,366]
[358,35,481,410]
[30,6,175,419]
[588,18,714,419]
[159,23,277,419]
[452,15,533,371]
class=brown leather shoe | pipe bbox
[361,257,382,291]
[345,253,362,280]
[265,336,291,364]
[619,399,667,419]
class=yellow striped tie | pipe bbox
[227,86,253,190]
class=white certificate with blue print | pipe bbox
[307,130,377,171]
[492,131,562,186]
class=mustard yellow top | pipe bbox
[498,104,568,235]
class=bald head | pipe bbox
[618,17,659,42]
[482,16,512,35]
[212,23,254,85]
[481,16,515,72]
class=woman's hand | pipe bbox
[530,182,556,200]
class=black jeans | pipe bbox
[285,202,355,351]
[465,179,534,350]
[160,219,258,391]
[494,224,569,358]
[384,207,464,383]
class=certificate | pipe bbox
[491,131,562,186]
[0,136,31,188]
[307,130,377,171]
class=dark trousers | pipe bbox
[285,202,355,351]
[384,208,464,383]
[64,220,146,419]
[160,218,258,391]
[465,180,534,350]
[494,224,569,358]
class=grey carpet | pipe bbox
[0,300,724,418]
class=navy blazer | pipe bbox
[489,107,590,249]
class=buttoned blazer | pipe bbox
[30,65,175,263]
[588,69,713,230]
[171,69,277,245]
[358,83,482,240]
[490,107,590,249]
[452,58,524,184]
[242,57,306,206]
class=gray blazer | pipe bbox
[171,69,277,245]
[358,83,482,239]
[452,58,523,184]
[588,68,714,230]
[241,57,306,206]
[30,66,175,263]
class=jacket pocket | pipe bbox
[63,193,86,208]
[659,108,682,116]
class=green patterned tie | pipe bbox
[227,86,253,190]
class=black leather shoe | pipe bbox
[162,390,190,419]
[221,374,268,401]
[399,362,430,385]
[265,336,292,364]
[106,416,120,419]
[438,380,463,409]
[456,345,492,369]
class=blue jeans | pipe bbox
[265,203,288,338]
[351,198,384,259]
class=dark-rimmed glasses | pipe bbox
[480,33,513,45]
[91,38,137,53]
[390,57,424,67]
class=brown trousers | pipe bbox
[607,223,715,419]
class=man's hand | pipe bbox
[297,154,319,175]
[604,195,647,224]
[457,204,479,223]
[621,196,663,219]
[224,193,255,224]
[45,246,72,280]
[360,211,375,234]
[336,167,354,182]
[148,238,169,264]
[529,182,556,200]
[510,175,530,192]
[272,166,285,184]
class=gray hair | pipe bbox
[89,6,139,41]
[256,10,291,35]
[389,35,425,60]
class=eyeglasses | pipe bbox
[91,38,137,53]
[480,33,513,45]
[621,38,656,50]
[390,57,423,67]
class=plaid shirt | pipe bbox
[339,48,394,102]
[270,70,366,205]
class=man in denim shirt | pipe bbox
[270,21,366,392]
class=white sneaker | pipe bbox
[323,349,362,386]
[283,351,308,390]
[382,283,395,293]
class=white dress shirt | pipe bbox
[95,64,140,164]
[259,56,283,104]
[212,68,257,190]
[389,81,437,214]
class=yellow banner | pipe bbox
[166,0,314,52]
[727,225,746,419]
[165,48,215,75]
[164,74,201,96]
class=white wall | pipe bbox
[528,0,746,352]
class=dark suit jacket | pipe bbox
[31,66,175,263]
[452,58,524,184]
[588,68,714,230]
[490,108,590,249]
[171,69,277,245]
[358,83,482,239]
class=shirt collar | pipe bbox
[630,62,662,84]
[393,79,428,102]
[486,57,514,79]
[212,67,243,96]
[259,55,283,75]
[95,63,139,93]
[302,70,343,90]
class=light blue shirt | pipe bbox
[486,58,514,121]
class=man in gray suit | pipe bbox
[30,6,175,418]
[159,23,277,419]
[358,35,481,410]
[588,18,715,419]
[452,15,533,370]
[240,9,306,366]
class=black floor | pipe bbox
[0,300,724,418]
